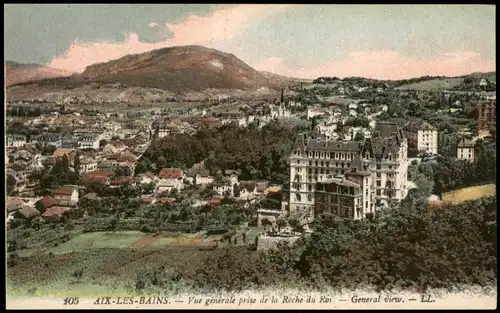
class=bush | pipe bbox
[140,225,153,233]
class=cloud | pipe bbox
[48,4,295,73]
[148,22,159,28]
[254,50,496,80]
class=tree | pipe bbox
[43,145,57,155]
[276,216,288,234]
[354,132,365,141]
[288,217,303,233]
[74,150,81,176]
[7,175,17,195]
[261,218,272,231]
[99,139,108,149]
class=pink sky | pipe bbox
[49,5,294,72]
[48,5,495,80]
[254,51,496,80]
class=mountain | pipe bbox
[5,61,74,87]
[78,45,291,92]
[6,46,306,103]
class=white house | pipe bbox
[53,186,79,207]
[405,120,439,155]
[79,158,98,174]
[194,169,214,186]
[6,134,28,147]
[78,135,100,150]
[456,138,476,161]
[157,168,184,193]
[307,106,325,120]
[212,173,239,197]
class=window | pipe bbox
[321,161,324,167]
[376,190,381,196]
[376,172,381,178]
[326,162,329,167]
[376,181,381,187]
[297,160,300,164]
[308,194,313,202]
[308,185,312,192]
[365,201,368,208]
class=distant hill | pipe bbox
[6,46,306,102]
[5,61,74,87]
[14,46,298,93]
[394,72,496,91]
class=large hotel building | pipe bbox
[478,97,496,136]
[282,122,408,220]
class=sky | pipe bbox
[4,4,496,80]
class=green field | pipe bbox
[12,230,223,257]
[395,78,464,91]
[49,231,147,254]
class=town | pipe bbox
[6,76,496,253]
[5,4,497,307]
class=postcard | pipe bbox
[5,4,497,310]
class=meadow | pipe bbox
[442,184,496,204]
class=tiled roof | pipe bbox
[42,206,66,217]
[159,168,184,179]
[156,197,176,204]
[37,196,57,209]
[18,206,41,219]
[110,177,140,185]
[54,187,76,196]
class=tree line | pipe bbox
[136,121,305,184]
[130,196,496,293]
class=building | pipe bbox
[61,134,79,148]
[50,148,76,167]
[6,134,27,147]
[478,98,496,135]
[157,168,184,193]
[405,120,439,155]
[79,158,98,173]
[456,138,476,161]
[53,186,79,207]
[220,111,247,127]
[314,155,374,219]
[39,133,62,148]
[283,122,408,219]
[360,123,408,207]
[284,135,363,217]
[307,106,326,120]
[78,134,100,150]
